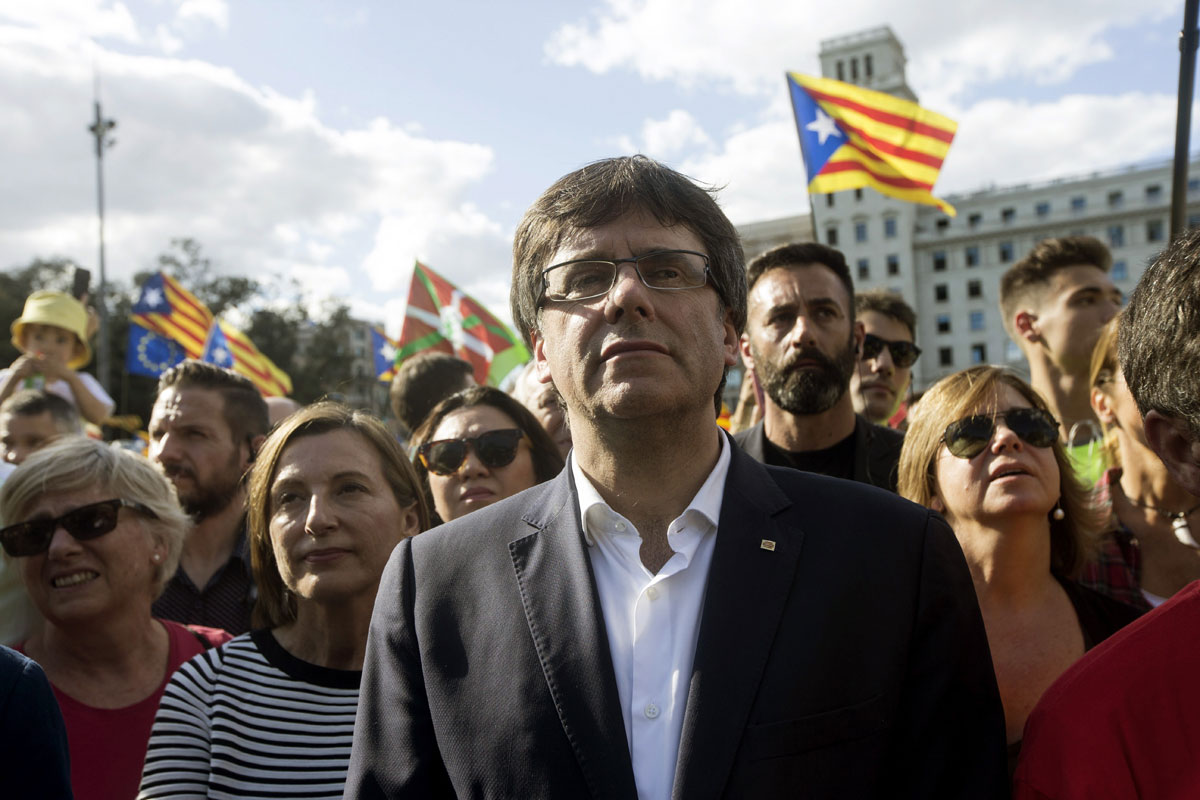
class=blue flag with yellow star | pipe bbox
[126,322,185,378]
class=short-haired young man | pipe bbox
[389,351,476,437]
[348,156,1006,799]
[849,290,919,427]
[148,360,269,635]
[1014,227,1200,798]
[0,389,82,465]
[735,243,904,491]
[1000,236,1122,483]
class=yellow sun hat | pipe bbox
[10,290,92,369]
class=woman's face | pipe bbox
[426,405,538,522]
[18,487,165,627]
[932,383,1061,528]
[268,429,419,608]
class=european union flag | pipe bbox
[201,323,235,369]
[126,322,185,378]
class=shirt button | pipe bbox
[646,586,659,600]
[644,703,660,720]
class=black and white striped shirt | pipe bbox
[138,629,361,799]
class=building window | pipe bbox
[933,251,947,271]
[1001,207,1015,224]
[937,314,951,333]
[864,53,873,78]
[965,245,979,267]
[884,217,897,238]
[969,311,985,331]
[936,218,950,232]
[1147,219,1165,243]
[1146,184,1163,201]
[1108,224,1124,248]
[939,347,954,367]
[851,57,859,81]
[970,343,988,364]
[826,193,834,208]
[1112,260,1128,281]
[968,212,982,228]
[935,284,948,302]
[836,61,845,81]
[854,188,863,201]
[1108,190,1124,208]
[857,258,870,281]
[1035,201,1051,217]
[1070,196,1086,212]
[967,280,982,299]
[855,221,868,243]
[826,226,838,246]
[999,241,1015,262]
[887,254,900,276]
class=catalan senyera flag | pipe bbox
[201,318,292,397]
[395,261,529,386]
[787,72,958,216]
[131,272,214,359]
[372,327,399,383]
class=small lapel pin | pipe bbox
[760,539,776,551]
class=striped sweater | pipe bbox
[138,629,361,799]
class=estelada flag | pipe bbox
[131,272,214,359]
[201,318,292,397]
[372,327,398,383]
[395,261,529,386]
[787,72,958,216]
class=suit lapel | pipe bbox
[508,470,638,800]
[672,446,803,799]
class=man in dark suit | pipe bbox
[735,243,904,491]
[346,156,1007,799]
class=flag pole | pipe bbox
[1171,0,1199,241]
[785,74,822,244]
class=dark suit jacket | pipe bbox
[733,414,904,492]
[345,442,1007,799]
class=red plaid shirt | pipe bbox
[1078,468,1152,612]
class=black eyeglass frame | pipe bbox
[0,498,159,558]
[861,333,922,368]
[540,249,712,303]
[941,407,1060,459]
[417,428,527,476]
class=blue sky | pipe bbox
[0,1,1190,334]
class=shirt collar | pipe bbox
[571,431,730,546]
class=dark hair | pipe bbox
[746,242,855,322]
[855,289,917,339]
[510,155,747,346]
[156,360,269,444]
[246,402,430,628]
[389,352,476,433]
[410,386,565,514]
[1000,236,1113,339]
[1119,227,1200,438]
[0,390,82,435]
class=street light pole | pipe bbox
[88,92,116,393]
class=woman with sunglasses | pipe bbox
[1081,317,1200,610]
[0,437,230,800]
[898,366,1140,775]
[412,386,565,524]
[139,403,429,799]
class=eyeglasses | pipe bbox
[541,250,710,302]
[418,429,526,476]
[861,333,921,368]
[942,408,1059,459]
[0,498,158,558]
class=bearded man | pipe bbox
[148,360,268,634]
[735,243,904,491]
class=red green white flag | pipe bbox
[395,261,529,386]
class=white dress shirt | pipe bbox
[571,434,730,800]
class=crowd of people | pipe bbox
[1,154,1199,798]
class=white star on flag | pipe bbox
[141,287,164,308]
[213,346,231,365]
[378,341,396,362]
[806,108,842,146]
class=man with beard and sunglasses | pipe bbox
[147,360,268,635]
[735,243,904,491]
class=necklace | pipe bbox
[1124,491,1200,549]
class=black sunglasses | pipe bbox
[942,408,1059,459]
[861,333,922,368]
[418,429,526,476]
[0,498,158,558]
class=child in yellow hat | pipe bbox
[0,291,114,425]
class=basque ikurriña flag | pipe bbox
[395,261,529,387]
[787,72,958,215]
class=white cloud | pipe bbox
[153,23,182,54]
[0,0,141,45]
[174,0,228,31]
[641,109,713,157]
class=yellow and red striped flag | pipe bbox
[201,318,292,397]
[787,72,958,215]
[131,272,215,359]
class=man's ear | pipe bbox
[1014,310,1040,344]
[1090,386,1115,426]
[739,333,755,371]
[531,331,554,385]
[721,310,738,368]
[853,320,866,357]
[1143,410,1200,496]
